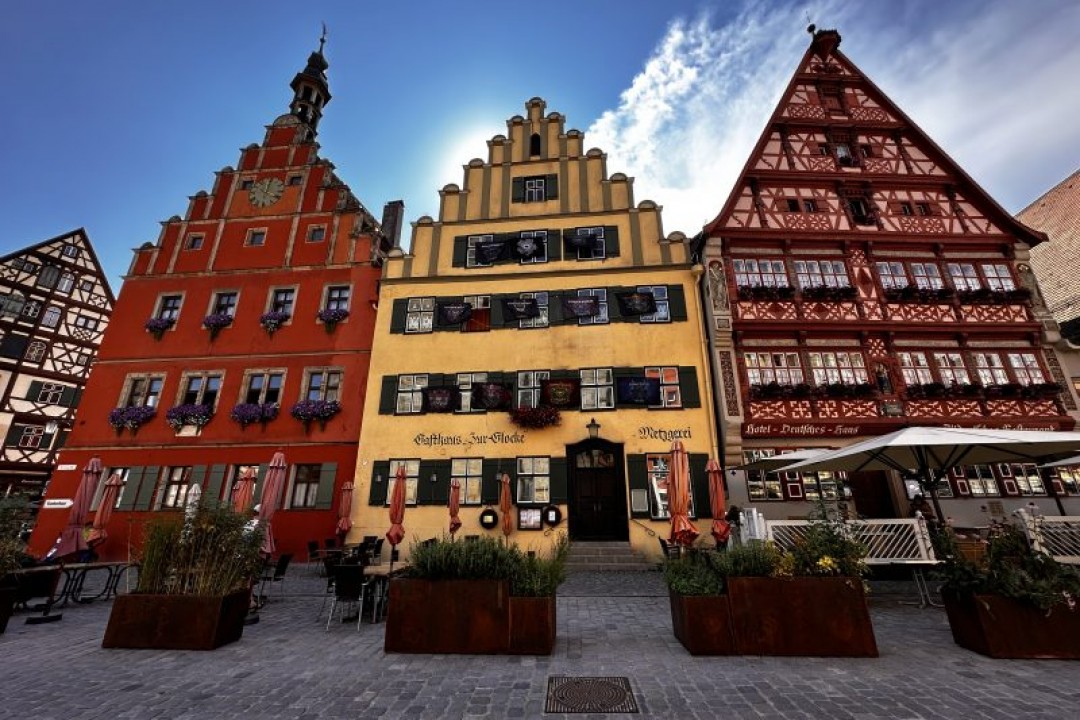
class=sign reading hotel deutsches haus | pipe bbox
[743,420,1068,437]
[347,98,720,562]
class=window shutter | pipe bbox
[431,460,452,506]
[678,367,701,407]
[547,291,564,325]
[53,430,67,450]
[189,465,207,490]
[390,299,409,333]
[668,285,688,321]
[0,334,28,359]
[117,467,143,511]
[60,386,78,407]
[511,178,525,203]
[205,464,227,502]
[3,424,24,444]
[544,174,558,200]
[489,295,505,327]
[481,459,503,504]
[546,230,562,261]
[379,376,398,414]
[452,236,469,267]
[604,226,621,257]
[415,461,438,505]
[40,431,55,450]
[626,454,650,518]
[27,381,43,401]
[368,461,390,506]
[315,462,338,509]
[71,388,83,409]
[608,286,631,323]
[133,466,161,511]
[689,454,711,519]
[549,457,568,503]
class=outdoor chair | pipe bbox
[658,538,682,560]
[259,553,292,602]
[306,540,321,563]
[324,564,371,632]
[324,538,337,551]
[370,538,384,565]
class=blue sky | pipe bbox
[2,0,1079,291]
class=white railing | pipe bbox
[1016,510,1080,565]
[764,518,937,565]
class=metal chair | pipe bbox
[369,538,384,565]
[258,553,292,602]
[324,564,370,631]
[306,540,322,563]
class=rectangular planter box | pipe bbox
[669,590,735,655]
[384,579,555,655]
[102,589,249,650]
[942,589,1080,659]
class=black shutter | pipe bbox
[390,299,409,333]
[379,376,398,414]
[315,463,338,509]
[689,453,711,519]
[60,386,78,407]
[608,286,629,323]
[679,367,701,408]
[668,285,687,321]
[117,467,143,511]
[481,459,503,504]
[549,457,568,503]
[547,230,561,261]
[368,461,390,506]
[626,454,650,518]
[430,460,452,506]
[604,226,620,257]
[0,334,28,359]
[489,295,505,327]
[544,174,558,200]
[547,292,564,325]
[511,178,525,203]
[133,466,160,511]
[71,388,83,409]
[205,464,227,502]
[452,236,469,267]
[416,461,438,505]
[27,381,43,401]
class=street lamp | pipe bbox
[586,418,600,440]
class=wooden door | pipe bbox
[567,440,628,541]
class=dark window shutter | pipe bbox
[117,467,144,511]
[679,367,701,408]
[547,230,561,261]
[544,174,558,200]
[481,460,503,504]
[430,460,452,506]
[604,226,620,257]
[489,295,505,327]
[189,465,207,491]
[368,461,390,506]
[390,299,409,333]
[40,431,55,450]
[689,454,711,519]
[608,286,629,323]
[53,430,67,450]
[415,461,438,505]
[27,381,43,401]
[0,334,28,359]
[59,386,78,407]
[380,376,398,414]
[133,466,160,510]
[548,292,564,325]
[668,285,687,321]
[71,388,83,409]
[549,457,568,503]
[626,455,650,518]
[315,462,337,509]
[511,178,525,203]
[205,464,227,503]
[452,236,469,267]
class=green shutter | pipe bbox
[379,375,398,414]
[548,292,564,325]
[511,178,525,203]
[668,285,687,321]
[430,460,452,506]
[117,467,143,511]
[205,464,227,503]
[626,455,650,519]
[679,367,701,408]
[689,454,711,519]
[415,461,437,505]
[4,424,24,445]
[605,226,620,257]
[27,381,42,401]
[434,297,463,333]
[549,457,568,503]
[481,460,503,504]
[52,430,66,450]
[368,461,390,506]
[189,465,207,491]
[58,386,77,407]
[544,173,558,200]
[547,229,561,261]
[40,431,56,450]
[489,295,505,327]
[314,462,337,509]
[72,388,83,408]
[452,236,469,267]
[390,299,409,333]
[133,466,160,511]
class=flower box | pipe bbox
[799,285,858,302]
[144,317,175,339]
[737,285,795,302]
[229,403,279,428]
[289,399,341,428]
[957,288,1032,305]
[509,405,561,430]
[202,312,234,338]
[102,589,250,650]
[317,307,349,331]
[941,589,1080,659]
[258,311,291,335]
[668,590,735,655]
[165,403,214,431]
[108,405,157,433]
[883,287,955,304]
[509,596,557,655]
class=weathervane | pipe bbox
[319,22,328,53]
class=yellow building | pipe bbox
[350,98,719,560]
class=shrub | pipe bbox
[405,534,568,597]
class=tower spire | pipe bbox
[289,31,332,136]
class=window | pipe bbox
[982,264,1015,291]
[246,230,266,247]
[516,457,550,504]
[41,305,62,328]
[647,454,692,519]
[821,87,843,110]
[62,244,80,258]
[788,468,841,502]
[158,294,182,321]
[847,198,874,224]
[916,202,935,216]
[1056,467,1080,495]
[290,464,321,508]
[834,143,854,166]
[524,177,546,202]
[57,273,75,294]
[518,292,549,329]
[745,352,803,386]
[518,230,548,264]
[637,286,670,323]
[123,375,164,407]
[646,366,682,408]
[453,459,483,505]
[786,199,800,212]
[795,260,849,288]
[859,143,874,158]
[73,315,98,331]
[305,369,342,402]
[325,285,350,311]
[972,353,1008,385]
[74,352,90,367]
[22,300,40,319]
[529,133,541,157]
[456,372,487,413]
[307,226,325,243]
[897,202,914,216]
[181,373,222,407]
[79,279,94,292]
[876,262,907,290]
[743,449,782,500]
[288,175,303,186]
[580,368,614,410]
[1008,463,1046,496]
[387,459,419,506]
[224,465,258,503]
[516,371,549,409]
[947,263,980,292]
[965,465,999,497]
[185,234,204,250]
[898,352,933,385]
[36,382,65,404]
[405,297,435,333]
[573,227,606,260]
[577,289,609,325]
[244,371,284,405]
[93,467,129,510]
[934,353,970,385]
[241,179,254,190]
[0,293,26,317]
[911,263,943,290]
[11,258,39,275]
[462,295,491,333]
[37,265,60,289]
[212,291,238,317]
[18,426,44,449]
[466,234,494,268]
[733,259,788,287]
[1007,353,1045,385]
[396,374,428,414]
[803,199,818,213]
[808,352,867,385]
[160,467,192,509]
[270,288,295,315]
[24,341,47,362]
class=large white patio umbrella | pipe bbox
[736,448,830,473]
[783,426,1080,519]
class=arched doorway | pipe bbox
[566,438,628,541]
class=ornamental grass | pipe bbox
[405,533,568,597]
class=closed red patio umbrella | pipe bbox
[86,471,123,548]
[257,451,287,556]
[231,466,256,513]
[386,464,407,548]
[448,478,462,536]
[47,456,102,561]
[499,472,513,540]
[706,459,731,547]
[336,480,354,538]
[667,441,699,547]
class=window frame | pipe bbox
[386,459,420,506]
[307,226,326,243]
[184,234,204,251]
[245,228,267,247]
[405,297,435,334]
[577,288,609,326]
[395,374,428,414]
[516,370,549,409]
[178,371,224,408]
[268,287,297,315]
[303,367,343,402]
[289,464,322,509]
[580,368,615,410]
[323,285,351,312]
[156,293,183,322]
[733,258,789,288]
[121,373,166,408]
[159,466,192,510]
[573,227,606,261]
[453,458,484,506]
[637,285,671,323]
[516,456,550,504]
[210,290,239,318]
[518,292,549,329]
[242,369,285,405]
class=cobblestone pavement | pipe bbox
[2,566,1078,719]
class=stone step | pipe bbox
[566,555,649,565]
[565,562,660,572]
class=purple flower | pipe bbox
[289,399,342,424]
[259,311,291,334]
[202,313,234,334]
[317,307,350,326]
[165,403,214,430]
[108,405,157,431]
[230,403,279,427]
[144,317,175,338]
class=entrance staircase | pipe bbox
[565,541,657,572]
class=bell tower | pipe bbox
[288,31,331,136]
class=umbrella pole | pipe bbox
[923,467,945,524]
[1037,466,1067,516]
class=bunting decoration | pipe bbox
[474,238,508,264]
[615,291,657,316]
[564,229,600,251]
[473,382,512,411]
[422,386,460,413]
[540,379,581,409]
[616,376,662,405]
[560,295,600,319]
[501,297,541,321]
[512,235,543,260]
[437,301,473,326]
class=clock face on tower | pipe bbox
[248,178,285,208]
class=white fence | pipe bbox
[1016,510,1080,565]
[763,518,937,565]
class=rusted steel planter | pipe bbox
[384,579,555,655]
[942,589,1080,659]
[0,584,14,634]
[668,590,735,655]
[102,589,249,650]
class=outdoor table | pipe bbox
[362,564,409,623]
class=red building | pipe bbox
[30,42,398,561]
[700,28,1080,525]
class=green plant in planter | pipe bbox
[664,541,782,595]
[0,497,34,577]
[406,533,568,596]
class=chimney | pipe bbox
[381,200,405,248]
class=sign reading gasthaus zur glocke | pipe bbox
[413,432,526,446]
